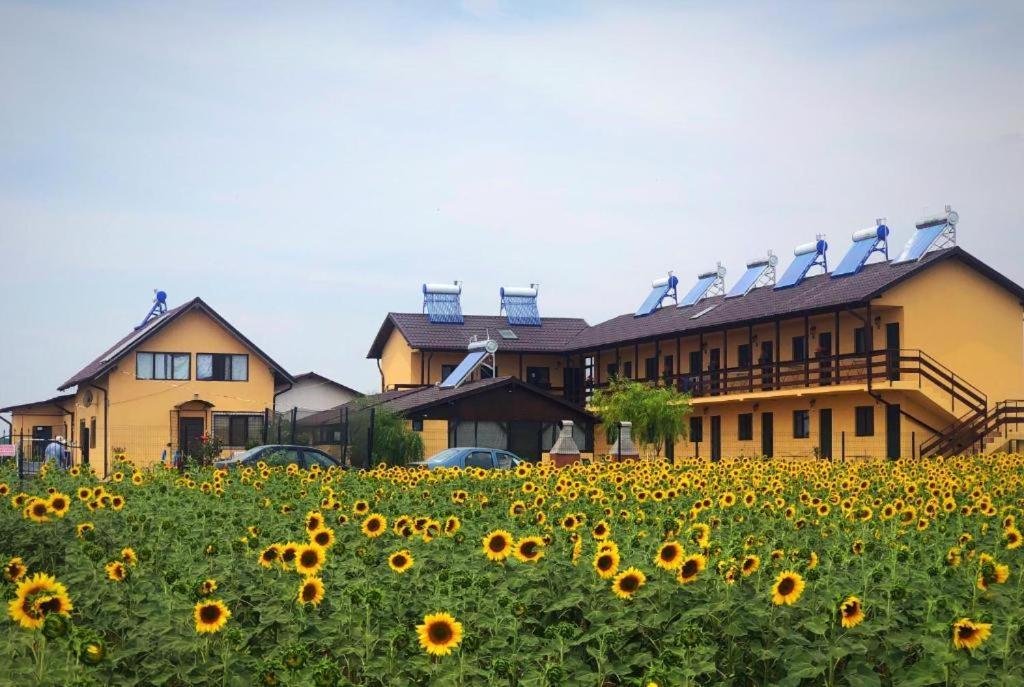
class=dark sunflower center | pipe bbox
[489,536,506,552]
[777,577,795,595]
[264,549,278,560]
[283,550,296,562]
[199,605,222,623]
[38,597,62,613]
[521,542,538,557]
[368,520,381,531]
[52,498,67,510]
[428,621,453,644]
[302,584,318,601]
[309,518,320,529]
[957,625,976,640]
[315,533,329,545]
[681,560,698,577]
[620,575,639,592]
[598,555,613,570]
[743,559,755,571]
[842,602,859,617]
[661,546,679,562]
[32,503,47,515]
[393,555,407,567]
[300,551,319,567]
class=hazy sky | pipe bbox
[2,0,1023,408]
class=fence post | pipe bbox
[338,406,344,466]
[912,431,916,459]
[262,408,269,445]
[366,407,376,469]
[290,407,297,445]
[276,414,282,444]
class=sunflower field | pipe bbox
[2,454,1024,687]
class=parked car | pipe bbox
[214,445,345,470]
[413,447,523,470]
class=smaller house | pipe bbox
[275,372,363,418]
[1,394,76,460]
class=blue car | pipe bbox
[414,447,523,470]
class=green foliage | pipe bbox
[591,377,692,451]
[371,409,424,466]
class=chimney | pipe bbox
[549,421,581,468]
[609,422,640,462]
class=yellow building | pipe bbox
[3,297,293,476]
[370,218,1024,461]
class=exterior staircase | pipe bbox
[920,400,1024,457]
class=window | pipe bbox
[689,416,703,442]
[212,413,263,447]
[302,449,338,469]
[793,410,810,439]
[526,367,550,388]
[440,364,457,381]
[623,361,633,379]
[645,357,658,380]
[738,344,752,368]
[792,336,807,362]
[853,327,867,354]
[606,363,618,380]
[663,355,674,380]
[855,406,875,436]
[136,352,190,380]
[738,413,753,441]
[495,451,515,469]
[411,419,424,432]
[197,354,248,381]
[498,329,518,340]
[465,451,493,469]
[264,448,300,467]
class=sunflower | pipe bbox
[353,499,370,515]
[75,522,94,539]
[105,561,127,582]
[110,495,126,511]
[952,618,992,650]
[482,530,514,562]
[3,556,27,583]
[361,514,387,538]
[416,612,464,656]
[1006,526,1022,550]
[25,499,50,523]
[676,554,706,584]
[654,541,683,570]
[294,544,326,576]
[200,579,218,596]
[121,547,138,566]
[47,493,71,517]
[194,600,231,634]
[310,527,336,549]
[741,554,761,577]
[280,542,299,568]
[839,596,865,628]
[297,577,325,606]
[592,520,611,540]
[7,573,71,630]
[388,550,414,573]
[258,545,282,569]
[611,567,646,599]
[514,536,545,563]
[305,510,324,532]
[593,549,620,579]
[977,559,1010,590]
[444,516,461,536]
[771,571,805,606]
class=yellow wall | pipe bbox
[70,308,278,476]
[379,330,416,391]
[9,403,74,459]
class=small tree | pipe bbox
[372,408,424,466]
[591,378,691,455]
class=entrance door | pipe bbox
[179,418,205,459]
[886,404,901,459]
[818,332,833,385]
[79,421,90,466]
[688,351,702,394]
[886,323,901,381]
[818,408,833,459]
[761,412,774,458]
[709,349,721,395]
[710,415,722,461]
[32,426,52,460]
[760,341,774,390]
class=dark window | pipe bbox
[213,413,263,447]
[663,355,674,380]
[440,364,457,381]
[526,367,550,388]
[853,327,867,354]
[793,410,810,439]
[855,406,875,436]
[606,363,618,380]
[90,418,96,448]
[792,336,807,362]
[303,449,338,468]
[623,361,633,379]
[644,357,658,380]
[738,344,752,368]
[136,352,190,380]
[738,413,753,441]
[411,419,424,432]
[465,451,493,469]
[197,354,248,381]
[689,416,703,442]
[264,448,301,467]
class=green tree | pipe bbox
[591,377,691,454]
[372,408,424,466]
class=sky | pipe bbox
[2,0,1023,408]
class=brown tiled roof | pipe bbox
[366,313,589,358]
[563,247,1024,352]
[58,298,294,390]
[0,393,76,414]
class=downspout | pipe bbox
[87,382,108,477]
[376,358,385,393]
[54,399,75,443]
[273,381,293,413]
[425,352,434,386]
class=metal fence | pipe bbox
[0,434,83,479]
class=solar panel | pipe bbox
[689,304,718,320]
[500,286,541,326]
[423,283,463,324]
[439,350,487,388]
[893,223,946,263]
[832,225,889,277]
[775,239,828,290]
[634,275,677,317]
[498,329,518,340]
[680,274,717,307]
[726,256,776,298]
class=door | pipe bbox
[761,412,774,458]
[886,323,901,381]
[710,416,722,461]
[563,367,583,404]
[886,404,901,459]
[760,341,774,390]
[818,332,833,385]
[509,421,542,462]
[32,426,52,460]
[818,409,833,459]
[709,349,721,395]
[688,350,702,394]
[179,418,205,458]
[79,421,90,466]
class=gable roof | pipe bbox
[58,297,294,390]
[563,247,1024,352]
[367,313,589,358]
[300,376,596,425]
[291,372,363,397]
[0,393,76,414]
